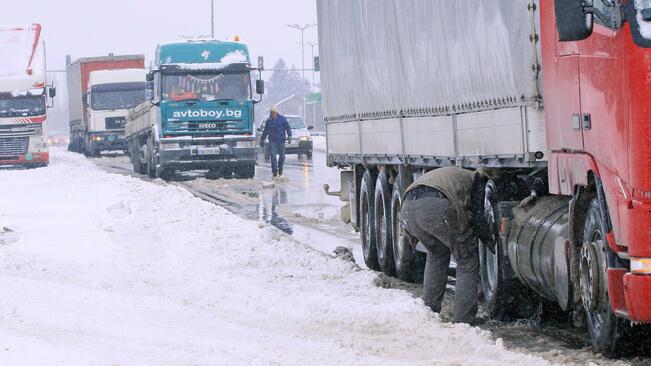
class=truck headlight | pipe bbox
[300,136,311,142]
[92,135,104,141]
[631,258,651,274]
[236,140,255,148]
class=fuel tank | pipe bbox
[506,196,573,310]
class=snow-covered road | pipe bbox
[0,150,552,365]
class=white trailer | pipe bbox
[318,0,547,283]
[66,55,145,156]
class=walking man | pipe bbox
[400,167,483,324]
[260,105,292,178]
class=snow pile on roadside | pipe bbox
[0,149,551,366]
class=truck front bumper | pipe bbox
[623,273,651,322]
[89,132,127,151]
[159,146,256,171]
[0,152,49,168]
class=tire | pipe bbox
[134,142,146,175]
[479,180,539,320]
[306,151,313,160]
[581,198,628,358]
[158,168,174,181]
[235,163,256,179]
[374,171,395,276]
[391,174,426,282]
[360,168,380,271]
[146,136,156,179]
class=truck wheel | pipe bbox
[307,151,313,159]
[581,198,628,358]
[391,174,425,282]
[146,137,156,178]
[135,143,146,175]
[158,168,174,181]
[479,180,539,320]
[360,168,380,271]
[374,171,395,276]
[235,163,256,179]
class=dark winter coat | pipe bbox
[404,167,477,234]
[261,114,292,144]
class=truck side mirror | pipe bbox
[307,126,314,130]
[256,79,265,95]
[554,0,593,41]
[48,86,56,98]
[146,72,154,82]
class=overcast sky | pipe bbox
[1,0,319,72]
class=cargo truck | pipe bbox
[126,39,264,179]
[319,0,651,356]
[66,55,145,156]
[0,24,55,168]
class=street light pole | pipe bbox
[305,41,318,127]
[211,0,215,38]
[286,24,317,120]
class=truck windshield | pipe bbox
[91,82,147,111]
[0,95,45,117]
[287,117,305,129]
[162,73,250,102]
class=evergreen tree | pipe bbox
[266,58,312,105]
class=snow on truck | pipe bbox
[66,55,146,156]
[0,24,55,168]
[125,39,265,180]
[319,0,651,356]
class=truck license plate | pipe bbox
[196,147,221,155]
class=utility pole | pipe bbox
[305,41,318,127]
[211,0,215,38]
[286,24,317,120]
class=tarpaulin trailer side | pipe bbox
[318,0,547,168]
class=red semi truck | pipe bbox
[319,0,651,356]
[66,55,145,156]
[0,24,55,168]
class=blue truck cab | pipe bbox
[126,39,264,179]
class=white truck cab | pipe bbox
[85,68,145,155]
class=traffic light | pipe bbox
[257,56,264,71]
[314,56,320,72]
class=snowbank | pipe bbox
[0,149,550,366]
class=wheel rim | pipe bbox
[362,193,371,258]
[582,229,610,337]
[393,199,404,268]
[484,241,498,293]
[481,184,499,296]
[378,198,386,259]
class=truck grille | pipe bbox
[105,117,127,130]
[166,120,241,133]
[0,137,28,156]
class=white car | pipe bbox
[258,115,314,160]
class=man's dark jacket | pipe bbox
[261,114,292,144]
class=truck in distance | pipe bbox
[126,38,265,180]
[319,0,651,357]
[0,24,55,168]
[66,54,145,157]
